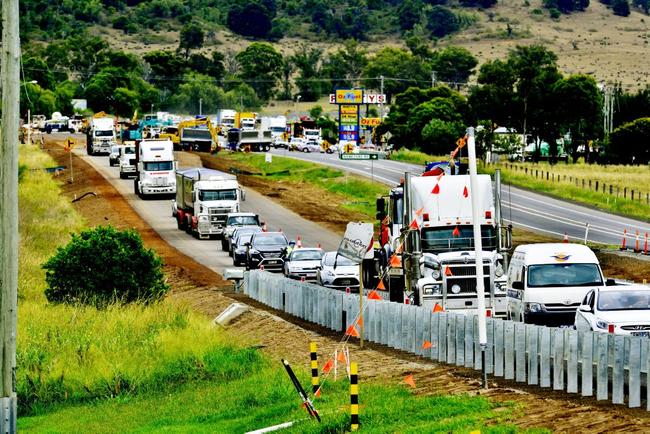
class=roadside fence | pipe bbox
[244,270,650,411]
[498,162,650,205]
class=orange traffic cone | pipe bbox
[621,229,627,251]
[296,235,302,248]
[262,222,267,232]
[635,230,641,253]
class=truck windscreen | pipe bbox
[144,161,173,171]
[199,189,237,201]
[527,263,603,288]
[420,225,497,253]
[95,130,114,137]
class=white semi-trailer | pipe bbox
[174,168,244,239]
[86,117,116,155]
[133,139,176,198]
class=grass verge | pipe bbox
[389,148,447,166]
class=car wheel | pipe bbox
[303,148,309,153]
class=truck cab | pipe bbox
[119,143,137,179]
[134,139,176,198]
[87,117,117,155]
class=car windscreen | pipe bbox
[254,234,287,246]
[598,290,650,311]
[421,225,497,253]
[236,234,254,247]
[323,253,356,266]
[227,215,259,226]
[527,263,603,288]
[291,250,322,261]
[199,189,237,201]
[143,161,173,171]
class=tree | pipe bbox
[291,44,323,101]
[612,0,631,15]
[553,74,603,161]
[84,67,131,111]
[397,0,424,31]
[227,2,274,38]
[607,118,650,163]
[143,50,186,92]
[363,47,431,100]
[42,226,169,308]
[430,46,478,84]
[469,59,518,129]
[421,118,466,154]
[113,87,140,116]
[321,40,368,90]
[179,22,205,60]
[236,43,283,100]
[426,6,459,38]
[172,73,227,114]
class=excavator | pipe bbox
[160,117,220,152]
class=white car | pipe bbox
[109,145,122,167]
[295,140,321,153]
[316,251,359,291]
[575,284,650,336]
[283,248,324,280]
[118,144,137,179]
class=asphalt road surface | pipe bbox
[272,149,650,247]
[68,134,342,276]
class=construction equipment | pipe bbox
[176,117,220,152]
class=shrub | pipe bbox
[42,226,169,307]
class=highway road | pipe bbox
[69,135,342,276]
[270,149,650,247]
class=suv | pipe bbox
[245,232,289,272]
[109,145,122,167]
[221,212,261,251]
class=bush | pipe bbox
[42,226,169,307]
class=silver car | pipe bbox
[283,248,323,280]
[109,145,122,167]
[316,251,359,291]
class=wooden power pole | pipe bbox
[1,0,20,430]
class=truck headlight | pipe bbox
[526,303,542,313]
[199,215,209,222]
[430,267,441,280]
[423,284,442,295]
[495,262,504,278]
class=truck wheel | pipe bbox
[177,215,185,230]
[119,172,126,179]
[185,218,192,235]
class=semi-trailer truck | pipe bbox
[133,139,177,198]
[174,168,245,239]
[86,117,116,155]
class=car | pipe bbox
[273,138,289,149]
[109,145,122,167]
[283,248,324,280]
[323,143,339,154]
[245,232,289,272]
[360,142,376,150]
[574,284,650,336]
[297,140,321,153]
[288,137,306,151]
[230,226,263,258]
[316,251,360,291]
[222,212,261,252]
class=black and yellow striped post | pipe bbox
[350,362,359,431]
[310,342,319,395]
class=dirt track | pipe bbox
[43,137,650,432]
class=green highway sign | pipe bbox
[339,152,379,160]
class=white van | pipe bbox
[506,243,606,326]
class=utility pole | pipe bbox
[1,0,20,429]
[199,98,202,116]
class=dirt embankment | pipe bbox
[42,139,650,432]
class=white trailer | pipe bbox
[174,168,245,239]
[134,139,177,198]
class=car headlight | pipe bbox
[596,320,608,330]
[495,262,504,278]
[527,303,542,313]
[450,284,461,294]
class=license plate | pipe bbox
[389,268,403,276]
[632,332,650,337]
[267,261,279,265]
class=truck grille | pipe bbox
[154,177,168,186]
[621,325,650,331]
[444,277,491,295]
[448,264,491,276]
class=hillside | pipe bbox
[81,0,650,90]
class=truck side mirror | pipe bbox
[606,278,616,286]
[376,197,386,221]
[512,281,524,290]
[174,161,179,170]
[241,189,246,201]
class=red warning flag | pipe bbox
[415,207,424,217]
[452,226,460,237]
[345,325,359,337]
[381,215,390,226]
[368,290,383,300]
[444,266,453,277]
[376,279,386,290]
[314,387,321,398]
[409,218,419,230]
[403,374,416,388]
[390,255,401,267]
[463,186,469,198]
[356,316,364,327]
[323,358,334,374]
[422,340,433,350]
[432,183,440,194]
[432,303,444,313]
[337,351,347,363]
